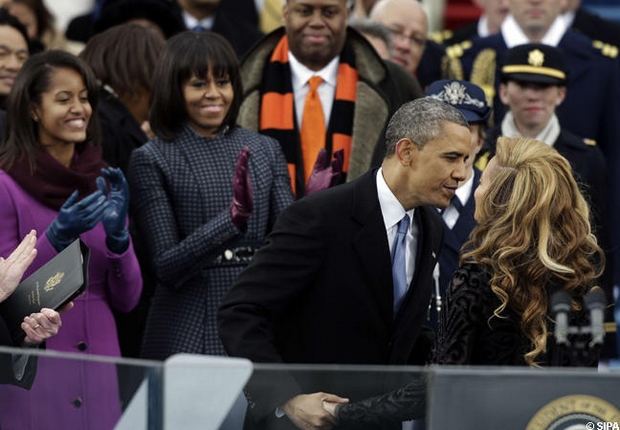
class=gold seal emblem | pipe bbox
[528,49,545,67]
[44,271,65,292]
[526,395,620,430]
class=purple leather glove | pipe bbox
[305,148,344,196]
[230,147,253,229]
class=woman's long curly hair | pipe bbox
[461,137,604,366]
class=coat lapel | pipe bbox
[350,170,394,324]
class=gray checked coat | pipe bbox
[128,125,294,359]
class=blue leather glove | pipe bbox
[96,167,130,254]
[47,189,108,252]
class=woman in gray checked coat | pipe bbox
[128,31,295,359]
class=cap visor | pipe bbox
[503,73,565,86]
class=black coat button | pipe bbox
[72,398,83,408]
[77,342,87,351]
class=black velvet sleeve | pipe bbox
[334,374,427,427]
[434,264,491,365]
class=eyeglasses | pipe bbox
[387,28,427,48]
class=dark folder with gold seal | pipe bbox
[0,239,90,344]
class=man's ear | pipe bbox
[396,138,416,166]
[282,3,288,25]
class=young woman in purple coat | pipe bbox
[0,50,142,430]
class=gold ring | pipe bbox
[32,324,40,330]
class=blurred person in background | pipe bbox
[65,0,185,44]
[349,17,392,60]
[431,0,509,45]
[368,0,444,89]
[0,7,30,112]
[0,0,77,52]
[79,24,165,407]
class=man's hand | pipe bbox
[321,400,342,419]
[21,307,66,347]
[0,230,37,302]
[281,392,349,429]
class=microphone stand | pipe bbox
[550,290,605,367]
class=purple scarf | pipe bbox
[7,143,107,210]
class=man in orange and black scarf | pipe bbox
[237,0,422,197]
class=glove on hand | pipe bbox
[47,189,108,252]
[230,147,253,229]
[305,148,344,196]
[96,167,130,254]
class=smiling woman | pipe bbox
[0,50,143,430]
[128,31,295,360]
[33,68,91,161]
[183,72,234,137]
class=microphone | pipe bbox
[551,290,572,346]
[584,288,606,348]
[432,263,442,315]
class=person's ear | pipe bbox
[556,86,567,106]
[30,106,40,123]
[499,82,509,106]
[282,3,289,25]
[396,138,416,166]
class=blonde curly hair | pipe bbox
[461,137,604,366]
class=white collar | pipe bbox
[183,11,215,31]
[477,15,491,38]
[501,14,566,48]
[376,167,415,230]
[562,10,576,28]
[288,52,339,92]
[455,171,475,207]
[501,111,560,146]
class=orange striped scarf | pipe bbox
[259,36,358,196]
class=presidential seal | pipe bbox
[44,271,65,292]
[526,395,620,430]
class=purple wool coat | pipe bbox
[0,170,143,430]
